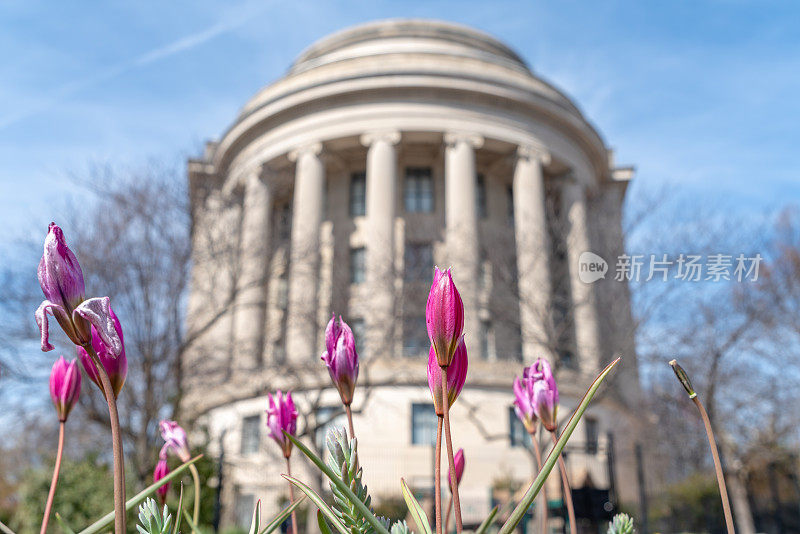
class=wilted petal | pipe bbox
[35,300,78,351]
[77,305,127,398]
[159,419,191,462]
[73,297,122,357]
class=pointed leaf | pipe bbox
[285,433,391,534]
[497,358,621,534]
[173,483,184,534]
[259,496,306,534]
[281,475,350,534]
[247,500,261,534]
[400,479,432,534]
[182,510,200,534]
[78,455,203,534]
[55,513,77,534]
[317,510,334,534]
[475,505,498,534]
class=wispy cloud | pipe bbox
[0,4,267,131]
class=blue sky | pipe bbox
[1,0,799,250]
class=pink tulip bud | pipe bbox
[427,337,468,416]
[523,359,559,432]
[532,380,558,432]
[35,224,123,357]
[426,267,464,367]
[266,390,298,458]
[321,315,359,406]
[38,223,86,315]
[159,420,191,462]
[50,356,81,422]
[512,375,538,434]
[448,448,465,489]
[77,305,127,399]
[153,459,171,502]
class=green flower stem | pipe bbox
[498,358,620,534]
[344,404,356,441]
[286,456,298,534]
[78,455,202,534]
[551,432,576,534]
[40,421,65,534]
[84,343,126,534]
[693,395,735,533]
[529,430,547,534]
[670,359,734,534]
[440,368,463,534]
[435,416,443,534]
[188,463,201,527]
[284,433,390,534]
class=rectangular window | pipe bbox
[403,316,428,357]
[240,415,261,455]
[235,491,256,529]
[477,173,487,219]
[480,319,493,360]
[277,203,292,240]
[350,247,366,284]
[350,172,366,217]
[349,317,366,357]
[405,243,434,282]
[404,167,434,213]
[509,407,533,448]
[585,417,599,454]
[316,406,347,449]
[411,403,438,446]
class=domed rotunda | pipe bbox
[184,18,642,530]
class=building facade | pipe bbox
[184,19,642,531]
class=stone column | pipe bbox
[562,179,602,374]
[444,132,483,344]
[232,171,271,372]
[513,146,554,363]
[362,130,401,359]
[286,143,325,362]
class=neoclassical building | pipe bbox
[184,19,642,531]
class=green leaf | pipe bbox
[282,475,350,534]
[78,455,203,534]
[173,483,184,534]
[400,479,431,534]
[285,433,391,534]
[137,498,173,534]
[181,510,200,534]
[247,500,261,534]
[324,428,388,534]
[390,521,412,534]
[607,513,635,534]
[55,513,77,534]
[258,496,306,534]
[317,510,334,534]
[497,358,621,534]
[474,505,498,534]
